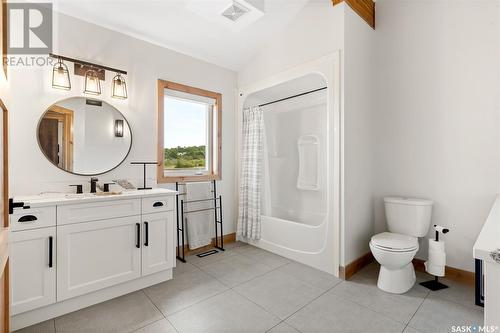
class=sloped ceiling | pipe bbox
[53,0,311,70]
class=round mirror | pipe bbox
[37,97,132,175]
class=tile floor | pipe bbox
[16,242,483,333]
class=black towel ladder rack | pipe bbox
[175,179,224,263]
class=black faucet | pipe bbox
[90,177,98,193]
[70,184,83,194]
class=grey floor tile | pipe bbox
[144,268,228,316]
[430,277,477,308]
[173,260,199,276]
[167,290,280,333]
[133,319,178,333]
[199,253,275,287]
[13,320,55,333]
[408,295,484,333]
[403,326,423,333]
[234,269,324,319]
[233,246,291,269]
[222,241,247,250]
[286,290,405,333]
[55,291,162,333]
[332,277,427,324]
[186,249,239,268]
[267,322,300,333]
[277,261,342,291]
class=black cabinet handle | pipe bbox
[18,215,37,223]
[144,222,149,246]
[135,223,140,248]
[48,236,53,268]
[153,201,164,207]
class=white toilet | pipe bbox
[370,197,433,294]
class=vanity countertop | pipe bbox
[13,188,178,208]
[473,195,500,263]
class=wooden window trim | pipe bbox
[157,79,222,183]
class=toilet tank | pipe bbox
[384,197,433,237]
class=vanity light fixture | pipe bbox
[115,119,124,137]
[48,53,127,98]
[83,69,101,95]
[51,58,71,90]
[111,74,127,99]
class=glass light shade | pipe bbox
[83,69,101,95]
[52,59,71,90]
[115,119,124,137]
[111,74,127,99]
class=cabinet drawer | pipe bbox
[142,196,175,215]
[10,206,56,231]
[58,198,141,225]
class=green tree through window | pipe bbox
[164,145,206,169]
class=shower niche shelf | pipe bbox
[297,134,320,191]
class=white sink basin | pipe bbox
[64,193,97,199]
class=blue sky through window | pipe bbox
[164,96,207,149]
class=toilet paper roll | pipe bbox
[428,249,446,266]
[428,239,445,252]
[425,261,445,277]
[425,238,446,277]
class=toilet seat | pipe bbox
[370,232,418,252]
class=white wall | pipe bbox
[55,98,132,174]
[373,0,500,272]
[238,1,345,87]
[9,13,238,234]
[343,6,375,265]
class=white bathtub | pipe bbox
[238,54,341,277]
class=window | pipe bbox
[157,80,222,182]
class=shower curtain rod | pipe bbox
[258,86,327,107]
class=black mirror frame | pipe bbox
[36,97,133,176]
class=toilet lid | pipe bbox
[371,232,418,251]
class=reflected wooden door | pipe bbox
[38,118,59,166]
[0,100,9,332]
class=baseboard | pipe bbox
[339,253,475,285]
[339,252,374,280]
[177,232,236,256]
[413,258,475,286]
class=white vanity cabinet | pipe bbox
[10,226,56,315]
[9,189,177,331]
[142,211,175,275]
[57,216,142,300]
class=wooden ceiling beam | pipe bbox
[332,0,375,29]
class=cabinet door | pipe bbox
[142,211,174,276]
[10,227,56,315]
[57,216,141,301]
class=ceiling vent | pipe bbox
[221,1,249,22]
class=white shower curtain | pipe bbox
[237,106,264,240]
